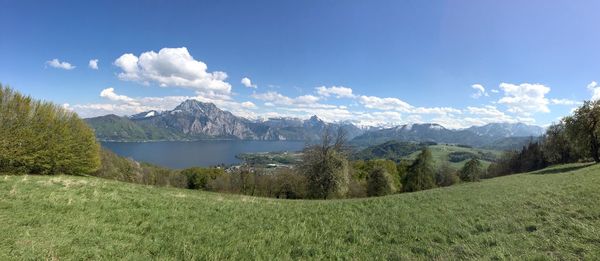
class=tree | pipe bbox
[402,149,436,192]
[367,166,396,197]
[436,163,459,187]
[564,100,600,163]
[459,158,482,182]
[543,121,577,164]
[0,84,100,175]
[300,127,350,199]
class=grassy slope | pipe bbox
[1,164,600,260]
[407,144,503,169]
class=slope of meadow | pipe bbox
[1,164,599,260]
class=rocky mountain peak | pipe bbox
[174,99,218,114]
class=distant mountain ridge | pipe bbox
[86,99,363,142]
[86,99,545,149]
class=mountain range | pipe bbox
[85,99,544,149]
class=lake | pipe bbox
[101,140,307,169]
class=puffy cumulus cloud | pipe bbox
[316,86,355,98]
[241,77,257,88]
[114,47,232,95]
[470,84,488,98]
[46,59,75,70]
[88,59,99,70]
[498,83,551,115]
[588,81,600,101]
[358,95,412,112]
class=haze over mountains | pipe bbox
[86,99,544,148]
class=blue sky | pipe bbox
[1,0,600,128]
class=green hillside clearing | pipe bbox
[1,163,599,260]
[406,144,503,169]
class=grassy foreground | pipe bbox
[1,164,600,260]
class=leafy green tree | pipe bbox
[181,167,225,189]
[543,121,577,164]
[367,166,396,197]
[564,100,600,163]
[436,163,459,187]
[402,149,436,192]
[300,128,350,199]
[459,158,483,182]
[0,84,100,175]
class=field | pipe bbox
[406,144,503,169]
[1,163,600,260]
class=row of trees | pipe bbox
[0,85,100,175]
[487,100,600,177]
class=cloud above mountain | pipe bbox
[114,47,232,97]
[498,83,550,116]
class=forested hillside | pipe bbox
[0,84,100,175]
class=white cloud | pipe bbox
[491,89,500,93]
[588,81,600,101]
[114,47,232,96]
[241,77,257,88]
[358,95,412,112]
[315,86,355,98]
[241,101,257,109]
[411,107,462,115]
[100,87,139,105]
[88,59,99,70]
[251,91,334,108]
[46,59,75,70]
[550,98,581,106]
[74,87,256,118]
[470,84,488,98]
[498,83,551,115]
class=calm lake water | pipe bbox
[101,140,306,169]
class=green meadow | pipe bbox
[1,163,600,260]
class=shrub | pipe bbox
[367,166,396,196]
[180,167,224,189]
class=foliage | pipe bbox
[300,128,350,199]
[435,163,459,187]
[402,149,436,192]
[543,121,578,164]
[564,100,600,163]
[0,84,100,175]
[95,148,187,188]
[366,166,396,196]
[486,142,548,178]
[459,158,483,182]
[207,168,307,199]
[180,167,224,189]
